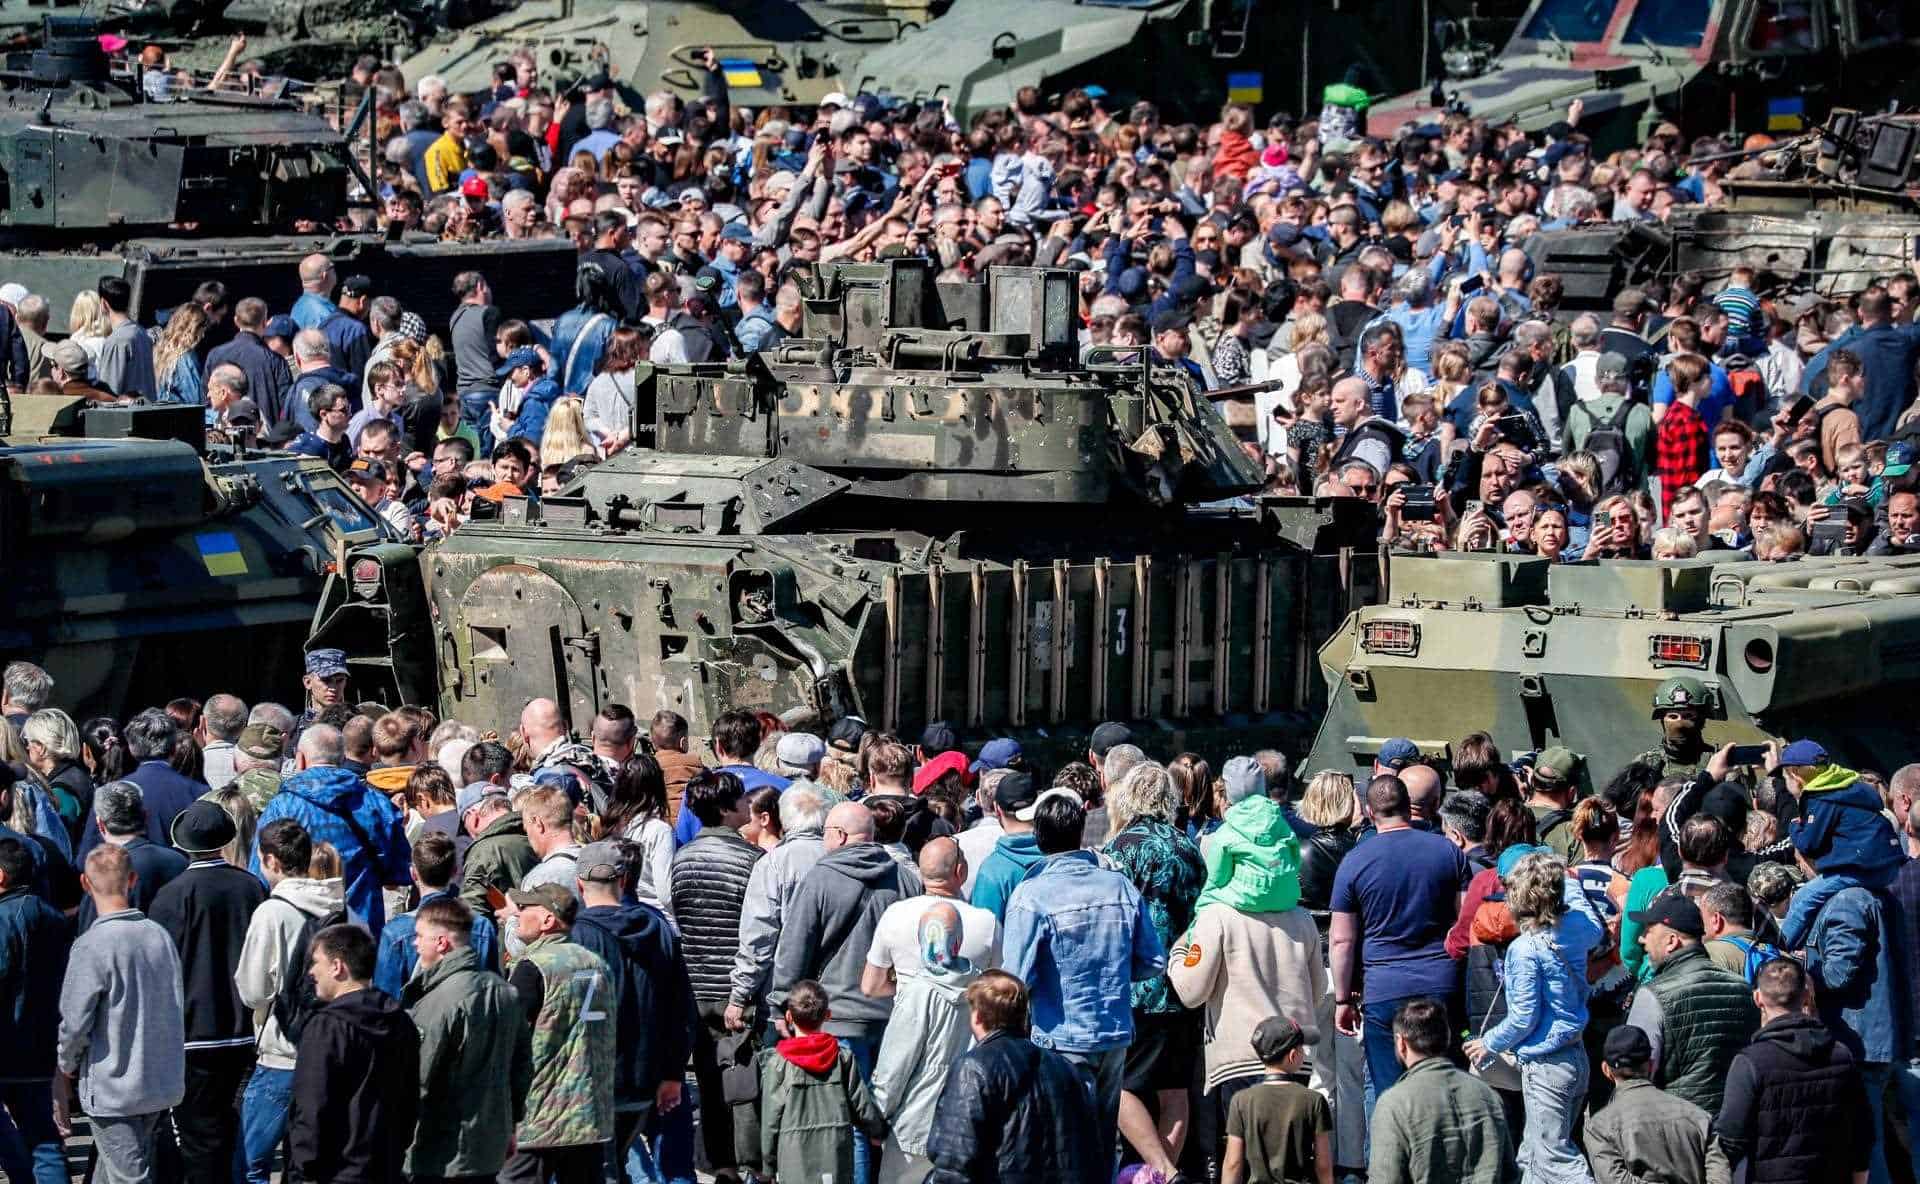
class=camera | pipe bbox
[1399,483,1438,521]
[1494,413,1539,451]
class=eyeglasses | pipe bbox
[824,824,849,839]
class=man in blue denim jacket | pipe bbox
[1004,788,1166,1181]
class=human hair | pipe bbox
[23,708,80,761]
[124,707,179,762]
[0,836,34,889]
[866,795,909,844]
[1505,852,1569,932]
[311,923,377,982]
[411,830,459,888]
[603,753,668,837]
[1678,814,1732,867]
[67,290,111,339]
[153,301,210,387]
[779,784,829,834]
[649,710,689,750]
[1826,347,1863,384]
[540,397,597,468]
[1392,997,1451,1057]
[83,843,134,896]
[1365,774,1409,821]
[1438,790,1490,844]
[1168,753,1214,827]
[1666,352,1710,395]
[520,785,573,832]
[1485,796,1539,856]
[1107,761,1177,834]
[82,717,130,781]
[965,969,1030,1035]
[1032,791,1087,854]
[297,723,344,767]
[258,818,313,874]
[712,709,762,762]
[865,740,913,789]
[202,785,258,869]
[1452,731,1503,791]
[1755,956,1808,1011]
[371,712,421,762]
[415,894,473,943]
[1572,796,1617,846]
[309,841,343,878]
[1297,771,1357,828]
[685,768,745,826]
[785,979,830,1028]
[93,780,146,836]
[462,740,513,784]
[406,764,456,815]
[1699,879,1755,930]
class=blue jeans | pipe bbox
[844,1035,881,1184]
[460,392,495,458]
[240,1065,295,1184]
[1517,1045,1591,1184]
[1060,1046,1127,1184]
[621,1096,695,1184]
[1863,1062,1891,1184]
[1361,998,1410,1126]
[0,1082,66,1184]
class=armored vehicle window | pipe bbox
[300,473,379,536]
[1622,0,1712,47]
[1747,0,1820,51]
[1521,0,1618,44]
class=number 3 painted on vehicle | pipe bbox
[1115,608,1128,656]
[572,969,607,1021]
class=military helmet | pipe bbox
[1651,676,1709,718]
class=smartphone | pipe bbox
[1465,499,1484,517]
[1785,394,1816,426]
[1400,483,1438,521]
[937,160,962,178]
[1458,274,1485,295]
[1495,413,1539,450]
[1726,744,1770,766]
[1594,509,1613,530]
[486,884,509,912]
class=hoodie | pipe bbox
[235,876,347,1070]
[759,1029,887,1184]
[1790,763,1903,889]
[1194,796,1302,917]
[770,842,917,1039]
[287,987,421,1184]
[968,832,1046,922]
[252,765,410,935]
[1716,1013,1873,1183]
[571,901,697,1106]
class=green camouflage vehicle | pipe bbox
[0,17,577,333]
[1369,0,1920,150]
[395,258,1382,758]
[0,403,424,718]
[1303,550,1920,787]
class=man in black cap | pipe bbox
[1220,1016,1330,1184]
[917,721,957,765]
[321,274,374,379]
[150,800,269,1184]
[1584,1025,1720,1184]
[1150,311,1207,392]
[289,648,350,757]
[1623,895,1759,1113]
[967,773,1048,922]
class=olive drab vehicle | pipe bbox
[398,259,1382,757]
[0,16,577,332]
[1369,0,1920,150]
[399,0,938,110]
[1303,550,1920,788]
[0,403,427,719]
[1524,110,1920,314]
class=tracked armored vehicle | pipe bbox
[1304,550,1920,787]
[395,259,1381,757]
[0,16,576,332]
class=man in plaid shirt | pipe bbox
[1656,354,1713,519]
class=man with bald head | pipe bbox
[1328,373,1405,481]
[1401,763,1444,826]
[772,800,920,1184]
[862,836,1001,1181]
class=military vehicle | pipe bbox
[1303,550,1920,787]
[387,258,1381,757]
[0,402,425,719]
[0,17,576,333]
[1369,0,1920,150]
[1524,111,1920,313]
[400,0,937,110]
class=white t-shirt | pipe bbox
[866,893,1000,985]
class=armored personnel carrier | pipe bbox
[395,259,1381,757]
[0,403,426,719]
[0,17,576,332]
[1303,550,1920,787]
[1370,0,1920,150]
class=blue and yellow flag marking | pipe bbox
[196,531,247,577]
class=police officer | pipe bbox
[287,647,350,756]
[1633,675,1711,778]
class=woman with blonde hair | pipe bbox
[22,707,91,839]
[154,302,211,406]
[1463,851,1604,1184]
[201,784,260,870]
[539,395,598,467]
[67,290,113,376]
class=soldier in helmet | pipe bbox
[1633,676,1712,779]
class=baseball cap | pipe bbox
[46,340,88,374]
[993,771,1039,817]
[508,883,579,924]
[346,458,393,487]
[913,750,973,795]
[1612,287,1653,318]
[1497,843,1548,880]
[920,721,959,756]
[461,175,490,200]
[577,840,628,883]
[654,128,685,146]
[264,315,298,340]
[1779,739,1829,767]
[1222,755,1264,805]
[1603,1025,1654,1068]
[0,282,27,306]
[775,731,826,774]
[827,716,868,753]
[1595,351,1630,381]
[1250,1014,1306,1062]
[1375,738,1420,771]
[398,312,430,344]
[1884,441,1915,479]
[677,187,708,206]
[719,221,754,242]
[338,274,373,297]
[819,91,850,109]
[456,781,508,815]
[1089,721,1132,757]
[1024,787,1083,822]
[98,33,128,53]
[970,737,1022,775]
[494,346,543,377]
[304,648,348,678]
[1627,893,1705,939]
[1150,309,1191,337]
[237,723,284,761]
[1532,745,1578,787]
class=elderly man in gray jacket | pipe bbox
[56,845,187,1184]
[724,782,831,1033]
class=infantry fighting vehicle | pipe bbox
[1524,110,1920,313]
[1303,551,1920,787]
[0,17,576,333]
[0,403,423,719]
[1370,0,1920,150]
[387,259,1382,756]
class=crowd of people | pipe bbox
[1,639,1918,1184]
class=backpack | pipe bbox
[271,900,351,1045]
[1584,397,1641,496]
[1709,932,1794,985]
